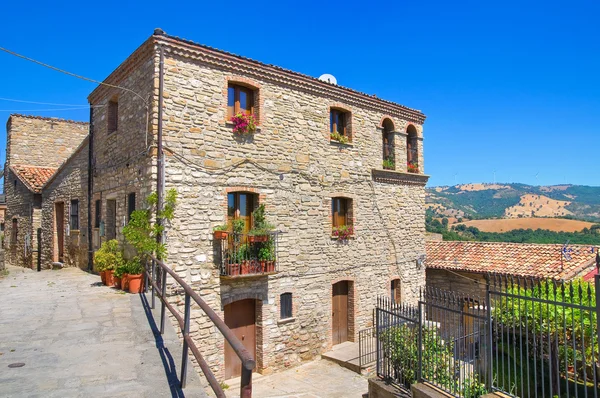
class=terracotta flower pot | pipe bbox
[241,260,250,275]
[128,274,144,293]
[113,276,122,289]
[213,230,228,240]
[227,263,240,276]
[100,271,107,285]
[260,261,267,273]
[121,274,129,290]
[106,270,115,286]
[248,235,268,243]
[267,261,275,273]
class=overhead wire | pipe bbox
[0,97,90,107]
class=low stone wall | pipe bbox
[368,378,411,398]
[0,249,5,271]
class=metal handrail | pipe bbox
[145,254,255,398]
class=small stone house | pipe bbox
[426,240,599,299]
[3,115,88,269]
[84,29,429,381]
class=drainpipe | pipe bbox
[156,46,164,244]
[87,105,94,272]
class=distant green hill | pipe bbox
[427,183,600,221]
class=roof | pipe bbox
[89,29,426,124]
[426,241,598,280]
[10,165,58,193]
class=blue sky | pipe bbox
[1,0,599,187]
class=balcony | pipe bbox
[216,232,280,278]
[371,168,429,186]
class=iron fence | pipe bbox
[359,326,377,369]
[371,275,600,398]
[217,232,280,277]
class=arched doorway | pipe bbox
[224,299,257,379]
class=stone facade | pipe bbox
[3,115,88,269]
[87,30,429,382]
[40,138,89,270]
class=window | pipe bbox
[11,218,17,244]
[94,200,101,228]
[330,109,351,142]
[391,279,401,304]
[382,119,395,170]
[406,124,418,172]
[332,197,351,228]
[108,98,118,133]
[70,200,79,230]
[280,293,293,319]
[127,193,136,222]
[227,84,254,119]
[227,192,257,234]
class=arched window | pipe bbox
[391,279,401,304]
[382,119,395,170]
[406,125,419,173]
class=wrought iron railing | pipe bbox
[359,327,377,369]
[144,255,255,397]
[217,232,280,277]
[373,275,600,398]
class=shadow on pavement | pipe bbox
[139,292,187,398]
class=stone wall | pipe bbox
[6,115,88,168]
[159,49,427,378]
[4,168,37,268]
[89,52,156,257]
[41,139,89,270]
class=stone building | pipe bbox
[85,29,429,381]
[3,114,88,269]
[40,137,90,270]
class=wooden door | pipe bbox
[332,281,349,345]
[224,299,256,379]
[54,202,64,262]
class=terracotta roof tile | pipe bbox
[10,165,58,193]
[426,241,598,281]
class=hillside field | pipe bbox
[453,217,595,233]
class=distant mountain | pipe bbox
[426,183,600,222]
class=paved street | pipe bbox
[0,265,206,398]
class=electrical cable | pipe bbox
[0,97,92,107]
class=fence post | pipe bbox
[417,300,423,382]
[596,275,600,373]
[180,292,191,388]
[486,277,494,391]
[160,267,167,334]
[151,259,155,309]
[376,308,380,378]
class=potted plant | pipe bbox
[213,224,228,240]
[333,225,354,241]
[383,157,395,170]
[248,205,274,243]
[238,244,250,275]
[330,131,349,144]
[94,239,124,286]
[113,262,128,290]
[407,162,419,173]
[230,112,257,134]
[126,257,145,294]
[258,244,275,273]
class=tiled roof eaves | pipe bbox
[9,165,57,193]
[157,33,426,124]
[42,135,90,190]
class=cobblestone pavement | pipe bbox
[0,266,206,398]
[226,359,369,398]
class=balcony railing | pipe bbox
[217,232,280,277]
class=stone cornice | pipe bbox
[155,33,426,124]
[371,169,430,186]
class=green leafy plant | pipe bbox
[230,112,256,134]
[232,219,245,235]
[113,262,128,278]
[94,239,124,272]
[126,256,144,275]
[249,204,275,236]
[330,131,349,144]
[383,157,395,170]
[258,242,275,261]
[123,189,177,262]
[213,224,228,232]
